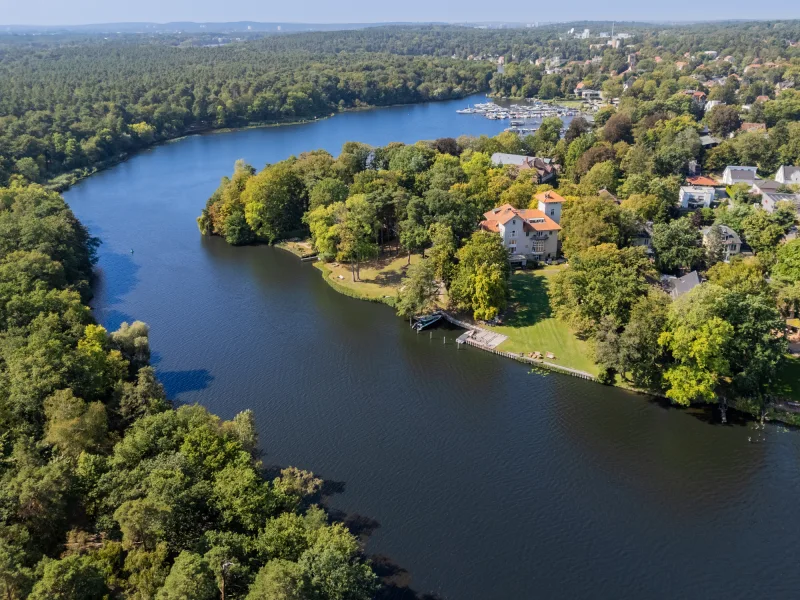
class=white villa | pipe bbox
[722,165,758,185]
[679,185,716,209]
[701,225,742,262]
[479,191,564,259]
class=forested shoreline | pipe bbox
[0,182,377,598]
[0,31,495,190]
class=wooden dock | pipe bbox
[441,311,596,381]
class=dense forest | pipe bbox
[0,182,376,598]
[0,31,495,189]
[3,21,800,189]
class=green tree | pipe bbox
[243,162,305,243]
[28,554,109,600]
[43,389,108,457]
[651,218,705,274]
[773,239,800,284]
[309,178,349,210]
[449,231,509,319]
[247,560,305,600]
[551,244,655,336]
[472,262,507,322]
[155,552,217,600]
[396,258,439,319]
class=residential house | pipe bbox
[579,89,603,100]
[755,95,770,103]
[573,81,585,95]
[490,153,558,184]
[631,221,654,252]
[679,185,716,209]
[751,179,781,196]
[776,165,800,185]
[675,61,688,70]
[761,192,800,216]
[479,204,560,259]
[664,271,701,299]
[722,165,758,185]
[705,99,724,111]
[701,225,742,262]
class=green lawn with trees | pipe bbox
[489,268,600,375]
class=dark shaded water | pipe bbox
[65,95,800,599]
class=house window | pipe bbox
[525,231,530,237]
[533,241,545,253]
[550,209,555,216]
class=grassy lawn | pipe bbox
[775,355,800,401]
[315,252,425,303]
[487,266,599,375]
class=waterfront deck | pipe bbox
[456,328,508,348]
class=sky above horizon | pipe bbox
[3,0,798,26]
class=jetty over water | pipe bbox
[455,329,507,349]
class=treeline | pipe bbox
[0,183,376,598]
[0,36,493,189]
[3,21,800,188]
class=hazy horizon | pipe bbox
[3,1,799,28]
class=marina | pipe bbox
[457,100,584,134]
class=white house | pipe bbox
[776,165,800,185]
[479,203,560,259]
[761,192,800,218]
[679,185,716,209]
[579,89,603,100]
[722,165,758,185]
[701,225,742,262]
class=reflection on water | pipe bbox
[65,95,800,600]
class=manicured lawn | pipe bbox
[775,355,800,401]
[487,266,599,375]
[315,252,426,302]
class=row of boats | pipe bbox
[456,101,581,121]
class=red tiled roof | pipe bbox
[481,204,561,232]
[686,176,718,186]
[534,190,566,204]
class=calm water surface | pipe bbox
[65,95,800,599]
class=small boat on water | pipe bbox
[412,313,443,331]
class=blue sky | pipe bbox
[3,0,798,26]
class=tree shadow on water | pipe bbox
[157,369,213,398]
[94,251,140,306]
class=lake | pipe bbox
[65,94,800,599]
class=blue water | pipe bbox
[64,95,800,600]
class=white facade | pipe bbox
[722,165,758,185]
[679,186,716,209]
[776,165,800,184]
[497,216,559,258]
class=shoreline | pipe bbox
[46,91,490,194]
[287,247,800,427]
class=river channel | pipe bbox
[65,94,800,599]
